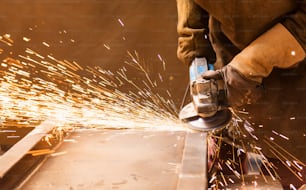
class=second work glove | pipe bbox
[203,23,305,108]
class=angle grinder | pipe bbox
[179,57,232,132]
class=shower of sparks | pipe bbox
[0,34,184,132]
[207,110,306,188]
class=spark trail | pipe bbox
[0,34,184,131]
[208,110,305,189]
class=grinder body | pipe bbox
[179,58,231,131]
[189,58,219,118]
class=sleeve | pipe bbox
[229,23,305,83]
[281,0,306,52]
[227,1,306,83]
[176,0,216,66]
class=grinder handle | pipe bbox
[189,57,214,82]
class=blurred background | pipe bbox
[0,0,187,106]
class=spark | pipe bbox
[104,44,111,50]
[63,139,78,143]
[3,34,13,44]
[118,18,125,27]
[28,149,55,156]
[23,37,31,42]
[272,130,290,140]
[220,172,228,186]
[51,151,67,157]
[293,160,303,170]
[25,48,45,59]
[157,54,166,71]
[228,178,234,184]
[0,35,13,46]
[238,156,244,184]
[290,184,297,190]
[279,134,290,140]
[0,130,16,133]
[42,42,50,47]
[6,136,20,139]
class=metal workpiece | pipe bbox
[1,127,210,190]
[0,119,55,178]
[177,132,208,190]
[0,126,301,190]
[0,120,66,190]
[21,130,186,190]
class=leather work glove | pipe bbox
[203,23,305,108]
[202,66,263,107]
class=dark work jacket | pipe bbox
[196,0,305,51]
[177,0,305,66]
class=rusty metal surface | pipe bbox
[21,129,186,190]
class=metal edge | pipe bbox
[0,119,55,178]
[176,132,208,190]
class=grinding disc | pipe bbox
[179,103,232,132]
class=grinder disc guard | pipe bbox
[179,103,232,132]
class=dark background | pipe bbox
[0,0,187,108]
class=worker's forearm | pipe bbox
[176,0,215,65]
[282,0,306,52]
[229,23,306,83]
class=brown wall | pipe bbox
[0,0,188,107]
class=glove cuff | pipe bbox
[229,23,306,83]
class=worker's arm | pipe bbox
[282,0,306,53]
[176,0,215,66]
[203,3,306,107]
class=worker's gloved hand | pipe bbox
[203,23,305,108]
[202,65,263,107]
